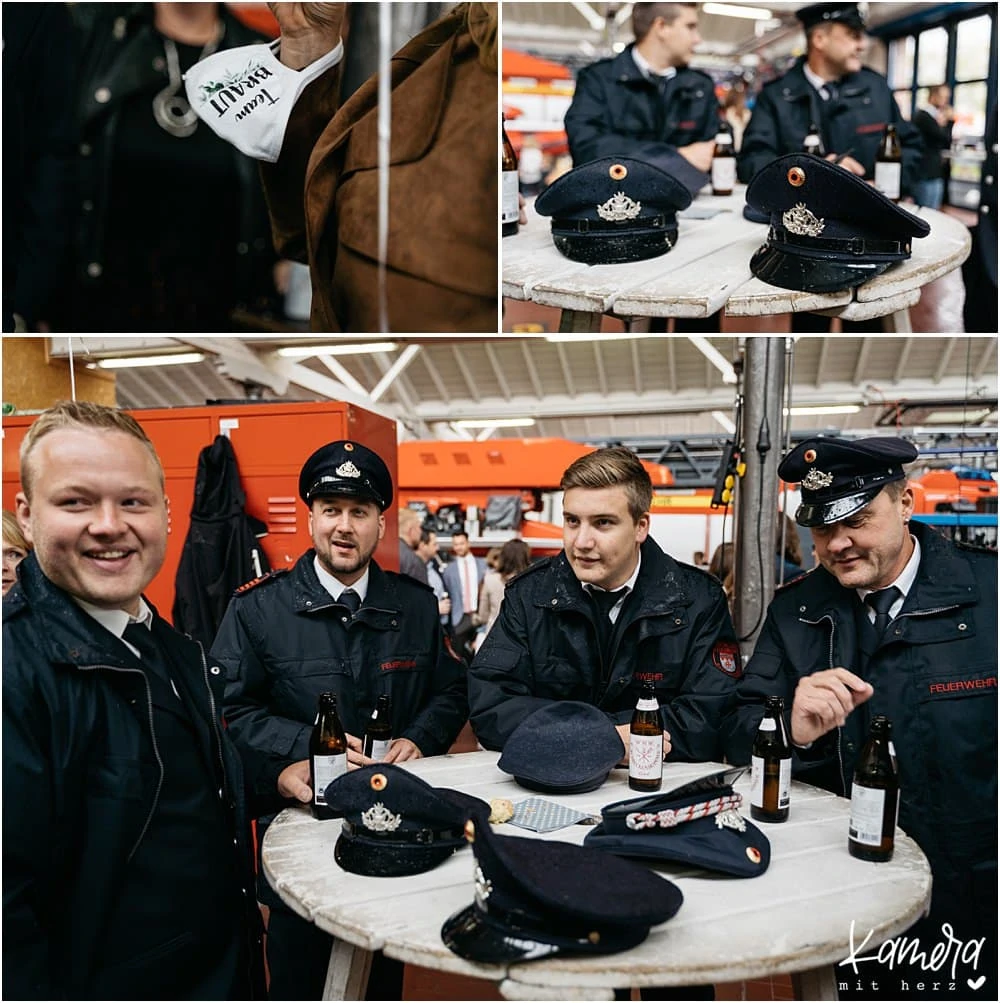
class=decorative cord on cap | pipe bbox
[625,793,744,830]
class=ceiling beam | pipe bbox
[815,338,831,387]
[316,354,369,396]
[852,337,873,385]
[891,337,913,383]
[520,341,545,398]
[451,345,481,403]
[555,343,576,396]
[666,337,677,393]
[370,344,421,403]
[975,338,996,380]
[268,357,398,420]
[420,352,451,403]
[630,340,643,396]
[593,342,608,396]
[181,337,290,395]
[933,338,957,383]
[484,342,511,401]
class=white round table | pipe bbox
[262,751,931,1000]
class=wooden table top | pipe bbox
[262,751,932,998]
[502,187,971,323]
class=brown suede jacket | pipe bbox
[261,5,498,333]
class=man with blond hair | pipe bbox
[469,446,740,763]
[3,400,263,1000]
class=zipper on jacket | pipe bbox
[195,639,229,795]
[76,664,164,861]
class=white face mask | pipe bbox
[184,39,344,163]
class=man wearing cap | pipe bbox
[723,436,997,996]
[564,2,720,198]
[470,446,741,765]
[738,4,921,195]
[212,439,467,1000]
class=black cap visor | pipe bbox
[511,770,612,796]
[441,903,650,964]
[750,243,895,294]
[552,227,677,265]
[306,478,385,508]
[795,486,884,527]
[334,831,463,877]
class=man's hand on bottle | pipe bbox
[277,760,313,802]
[677,140,716,173]
[790,668,873,746]
[615,723,672,765]
[268,2,345,69]
[382,738,423,763]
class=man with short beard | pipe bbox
[723,436,997,998]
[213,439,466,1000]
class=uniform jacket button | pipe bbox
[95,86,112,103]
[87,262,103,278]
[210,665,221,675]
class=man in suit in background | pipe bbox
[443,529,487,663]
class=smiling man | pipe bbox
[212,438,466,999]
[3,401,264,1000]
[723,436,997,998]
[469,446,740,760]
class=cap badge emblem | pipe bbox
[715,809,747,833]
[361,802,402,833]
[335,460,362,479]
[802,468,834,491]
[474,865,493,906]
[597,192,642,222]
[783,203,825,237]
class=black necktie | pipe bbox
[339,589,361,615]
[123,621,159,662]
[864,586,901,639]
[824,80,840,102]
[589,587,628,661]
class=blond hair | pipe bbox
[398,507,422,534]
[2,510,30,553]
[560,447,652,523]
[19,400,164,500]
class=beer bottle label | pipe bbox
[848,782,886,845]
[874,161,901,200]
[711,158,736,192]
[750,755,764,806]
[629,734,662,781]
[636,697,659,711]
[502,170,519,224]
[778,757,791,809]
[757,716,776,731]
[366,738,392,762]
[312,754,347,806]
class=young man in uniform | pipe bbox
[4,401,264,1000]
[564,1,720,197]
[469,446,740,763]
[723,436,997,998]
[212,439,467,999]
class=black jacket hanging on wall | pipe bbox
[174,435,269,647]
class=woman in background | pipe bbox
[2,511,31,597]
[476,539,532,644]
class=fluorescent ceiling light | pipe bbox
[452,418,537,429]
[277,342,397,358]
[785,404,862,416]
[703,2,773,20]
[712,411,737,433]
[97,352,205,369]
[545,334,663,343]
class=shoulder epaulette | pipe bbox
[233,568,289,596]
[774,568,817,592]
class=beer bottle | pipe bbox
[309,691,348,820]
[502,115,519,237]
[711,122,736,196]
[629,681,663,792]
[750,695,791,822]
[874,124,902,202]
[362,693,393,761]
[848,715,899,862]
[802,122,826,158]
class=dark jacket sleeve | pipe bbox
[2,644,59,998]
[660,584,741,762]
[395,611,469,757]
[467,588,561,750]
[213,596,307,809]
[564,63,709,195]
[720,604,838,775]
[737,86,784,183]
